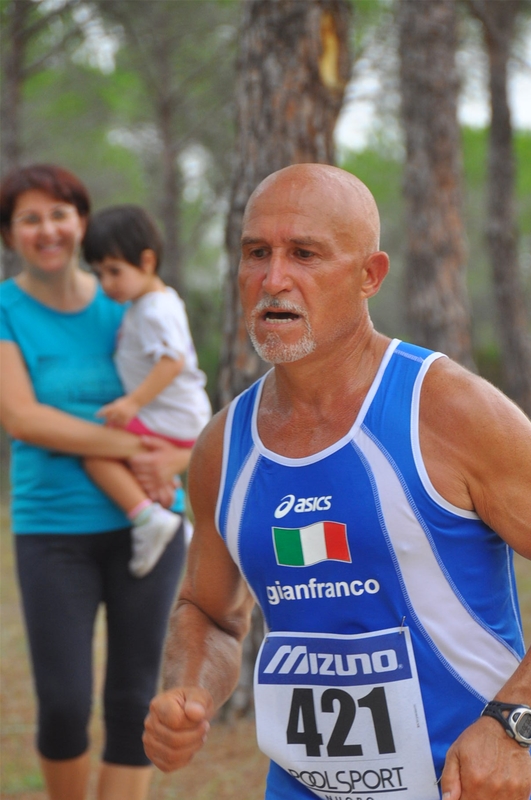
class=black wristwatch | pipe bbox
[481,701,531,747]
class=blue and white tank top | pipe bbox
[216,339,524,800]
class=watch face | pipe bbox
[514,711,531,741]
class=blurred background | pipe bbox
[2,0,530,407]
[1,0,530,797]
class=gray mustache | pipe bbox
[253,295,307,317]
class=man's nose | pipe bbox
[261,251,293,294]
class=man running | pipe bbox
[143,164,531,800]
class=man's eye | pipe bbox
[296,249,313,259]
[251,248,267,258]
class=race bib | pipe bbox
[254,627,439,800]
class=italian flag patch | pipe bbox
[272,521,351,567]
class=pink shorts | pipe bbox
[125,418,196,449]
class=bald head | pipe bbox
[244,164,381,256]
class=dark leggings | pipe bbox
[15,525,185,765]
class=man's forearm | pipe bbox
[493,644,531,705]
[163,600,247,711]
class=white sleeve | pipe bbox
[138,298,188,362]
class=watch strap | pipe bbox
[481,700,531,746]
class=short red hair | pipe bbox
[0,164,91,247]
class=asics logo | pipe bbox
[274,494,332,518]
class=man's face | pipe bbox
[239,176,371,365]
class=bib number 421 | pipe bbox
[286,686,396,758]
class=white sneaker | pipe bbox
[129,504,181,578]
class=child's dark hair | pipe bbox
[83,205,164,271]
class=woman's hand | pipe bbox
[129,437,192,507]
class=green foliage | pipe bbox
[96,0,239,185]
[341,125,531,370]
[340,142,406,339]
[6,0,530,388]
[96,66,146,121]
[461,126,488,187]
[462,126,531,229]
[21,61,147,208]
[9,0,240,375]
[350,0,393,55]
[341,146,402,214]
[461,127,531,362]
[515,131,531,231]
[185,287,223,404]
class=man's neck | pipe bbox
[257,328,391,458]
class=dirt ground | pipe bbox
[0,502,269,800]
[2,497,531,799]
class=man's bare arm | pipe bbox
[143,409,255,771]
[420,359,531,799]
[420,357,531,557]
[441,655,531,800]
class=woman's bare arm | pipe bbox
[0,340,143,459]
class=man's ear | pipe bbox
[139,248,158,275]
[360,251,390,300]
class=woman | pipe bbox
[0,164,188,800]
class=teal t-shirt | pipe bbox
[0,279,130,534]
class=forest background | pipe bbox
[1,0,531,797]
[2,0,530,398]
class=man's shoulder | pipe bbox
[193,406,229,457]
[422,357,530,446]
[188,406,229,510]
[424,357,505,408]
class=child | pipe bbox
[82,205,212,577]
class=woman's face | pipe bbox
[9,189,87,276]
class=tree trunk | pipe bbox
[217,0,351,720]
[398,0,475,370]
[0,0,81,279]
[0,0,30,278]
[94,0,185,294]
[0,0,28,172]
[468,0,531,416]
[218,0,352,408]
[157,88,183,295]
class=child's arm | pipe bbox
[98,354,185,428]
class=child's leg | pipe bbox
[84,457,146,515]
[84,457,181,579]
